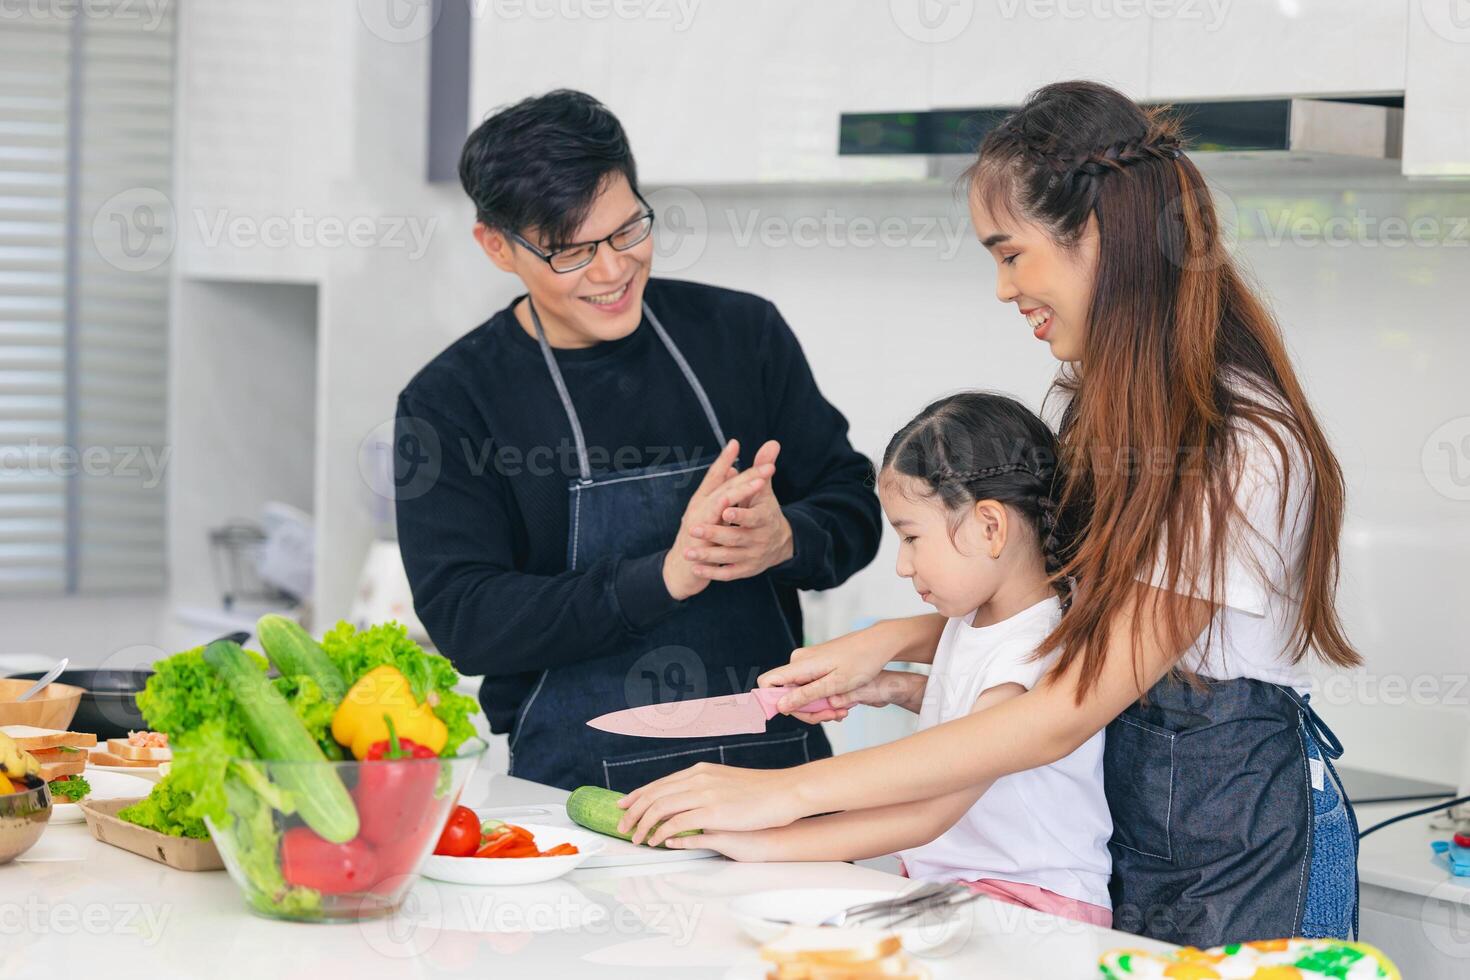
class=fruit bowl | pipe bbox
[0,777,52,864]
[205,738,486,922]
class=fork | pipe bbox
[767,881,967,928]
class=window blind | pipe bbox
[0,1,174,594]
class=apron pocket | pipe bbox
[601,743,723,793]
[1105,714,1176,861]
[719,731,810,769]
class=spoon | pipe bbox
[16,658,69,702]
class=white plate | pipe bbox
[728,887,973,956]
[469,804,723,868]
[46,770,157,824]
[421,822,606,886]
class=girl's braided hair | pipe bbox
[881,392,1075,610]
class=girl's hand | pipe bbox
[665,827,773,862]
[616,763,804,846]
[759,626,903,718]
[830,669,927,714]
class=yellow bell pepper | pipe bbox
[0,773,13,794]
[331,665,448,760]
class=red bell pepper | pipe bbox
[354,714,441,847]
[280,827,380,895]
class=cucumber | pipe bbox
[203,640,360,843]
[257,614,347,703]
[566,785,702,847]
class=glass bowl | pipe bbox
[205,738,485,922]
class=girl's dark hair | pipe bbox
[881,392,1075,610]
[966,81,1359,700]
[459,89,638,248]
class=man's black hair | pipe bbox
[459,89,639,249]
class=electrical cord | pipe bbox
[1357,794,1470,839]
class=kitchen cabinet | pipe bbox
[469,1,928,183]
[1146,0,1407,100]
[1403,2,1470,176]
[925,3,1152,106]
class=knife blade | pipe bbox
[586,686,833,739]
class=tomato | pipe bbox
[433,805,482,857]
[280,827,380,895]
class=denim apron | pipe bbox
[506,298,831,792]
[1105,675,1359,947]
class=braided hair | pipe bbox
[881,392,1075,610]
[965,81,1185,248]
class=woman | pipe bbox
[617,81,1361,947]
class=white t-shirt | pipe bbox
[897,596,1113,910]
[1137,374,1315,690]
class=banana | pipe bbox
[0,731,40,782]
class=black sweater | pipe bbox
[395,278,881,733]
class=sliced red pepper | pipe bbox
[540,843,579,857]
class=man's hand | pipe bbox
[662,440,775,601]
[683,440,795,582]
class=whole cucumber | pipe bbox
[204,640,359,843]
[566,785,702,847]
[257,614,347,703]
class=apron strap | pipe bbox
[1280,687,1345,761]
[527,295,728,485]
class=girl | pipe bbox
[681,392,1114,928]
[617,81,1361,947]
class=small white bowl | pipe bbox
[420,822,605,886]
[729,887,972,956]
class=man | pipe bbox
[396,90,880,791]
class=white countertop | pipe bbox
[13,774,1177,980]
[1354,800,1469,903]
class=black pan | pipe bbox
[8,668,153,741]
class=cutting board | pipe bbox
[472,804,722,868]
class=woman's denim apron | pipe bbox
[506,298,830,792]
[1105,675,1359,947]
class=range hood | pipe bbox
[839,97,1405,177]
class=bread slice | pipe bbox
[760,927,904,967]
[768,953,927,980]
[89,748,159,768]
[0,725,97,751]
[37,754,87,780]
[105,737,170,762]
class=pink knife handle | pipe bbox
[753,686,833,719]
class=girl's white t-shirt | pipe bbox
[897,596,1113,910]
[1136,374,1315,690]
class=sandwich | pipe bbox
[0,725,97,804]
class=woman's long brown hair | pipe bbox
[968,81,1360,701]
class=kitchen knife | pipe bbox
[586,687,833,739]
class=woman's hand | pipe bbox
[616,762,805,846]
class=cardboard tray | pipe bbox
[78,797,224,871]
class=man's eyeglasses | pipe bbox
[508,199,656,274]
